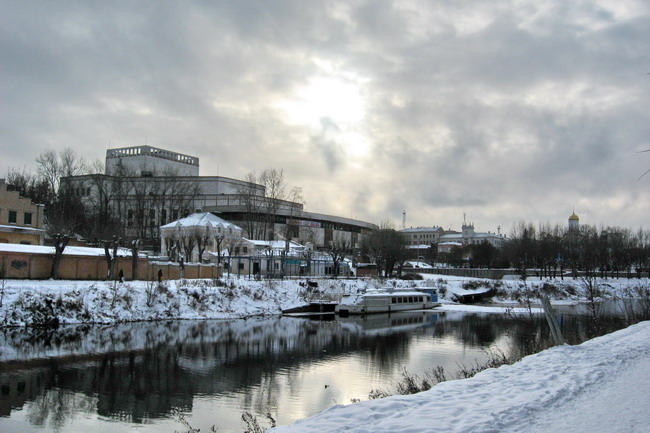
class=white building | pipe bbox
[160,212,242,262]
[223,238,349,278]
[400,226,445,245]
[400,220,506,249]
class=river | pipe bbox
[0,309,620,433]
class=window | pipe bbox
[24,212,32,225]
[8,210,17,224]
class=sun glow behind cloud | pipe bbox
[275,62,371,159]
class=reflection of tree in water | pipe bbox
[0,317,420,425]
[27,386,97,431]
[4,311,631,429]
[432,314,499,347]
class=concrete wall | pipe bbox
[418,268,509,279]
[0,231,43,246]
[0,251,221,281]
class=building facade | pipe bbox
[64,145,376,251]
[401,221,506,249]
[106,146,200,177]
[0,179,45,245]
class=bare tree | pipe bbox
[130,239,141,280]
[50,234,69,280]
[103,236,121,280]
[327,233,351,278]
[361,221,408,277]
[236,171,266,240]
[26,149,89,236]
[193,225,211,263]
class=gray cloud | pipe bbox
[1,0,649,233]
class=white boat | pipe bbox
[335,288,440,315]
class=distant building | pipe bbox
[400,220,506,249]
[223,239,350,278]
[106,145,199,177]
[0,179,45,245]
[400,226,445,245]
[568,210,580,231]
[454,222,506,248]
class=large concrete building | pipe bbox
[64,145,376,252]
[106,146,200,177]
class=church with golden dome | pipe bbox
[568,210,580,231]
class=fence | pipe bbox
[220,256,351,279]
[0,250,221,281]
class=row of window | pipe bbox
[126,208,195,224]
[391,296,426,304]
[0,209,33,225]
[411,233,438,240]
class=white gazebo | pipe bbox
[160,212,242,262]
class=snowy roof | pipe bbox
[403,261,434,269]
[0,224,45,233]
[440,233,462,240]
[244,239,304,250]
[160,212,241,231]
[0,243,133,257]
[472,232,505,239]
[400,226,443,233]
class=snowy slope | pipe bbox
[268,321,650,433]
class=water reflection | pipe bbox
[0,310,619,433]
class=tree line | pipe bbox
[502,222,650,279]
[359,220,650,279]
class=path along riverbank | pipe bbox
[268,320,650,433]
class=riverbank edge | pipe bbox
[267,320,650,433]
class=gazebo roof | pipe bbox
[160,212,241,231]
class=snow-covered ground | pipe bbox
[0,274,647,327]
[0,273,648,432]
[268,320,650,433]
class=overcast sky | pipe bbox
[2,0,649,234]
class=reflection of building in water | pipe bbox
[0,368,48,417]
[0,313,540,426]
[0,317,420,422]
[338,311,438,334]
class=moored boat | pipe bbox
[335,288,440,316]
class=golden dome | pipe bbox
[569,212,579,221]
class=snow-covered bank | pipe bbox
[269,321,650,433]
[0,278,379,326]
[0,275,647,327]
